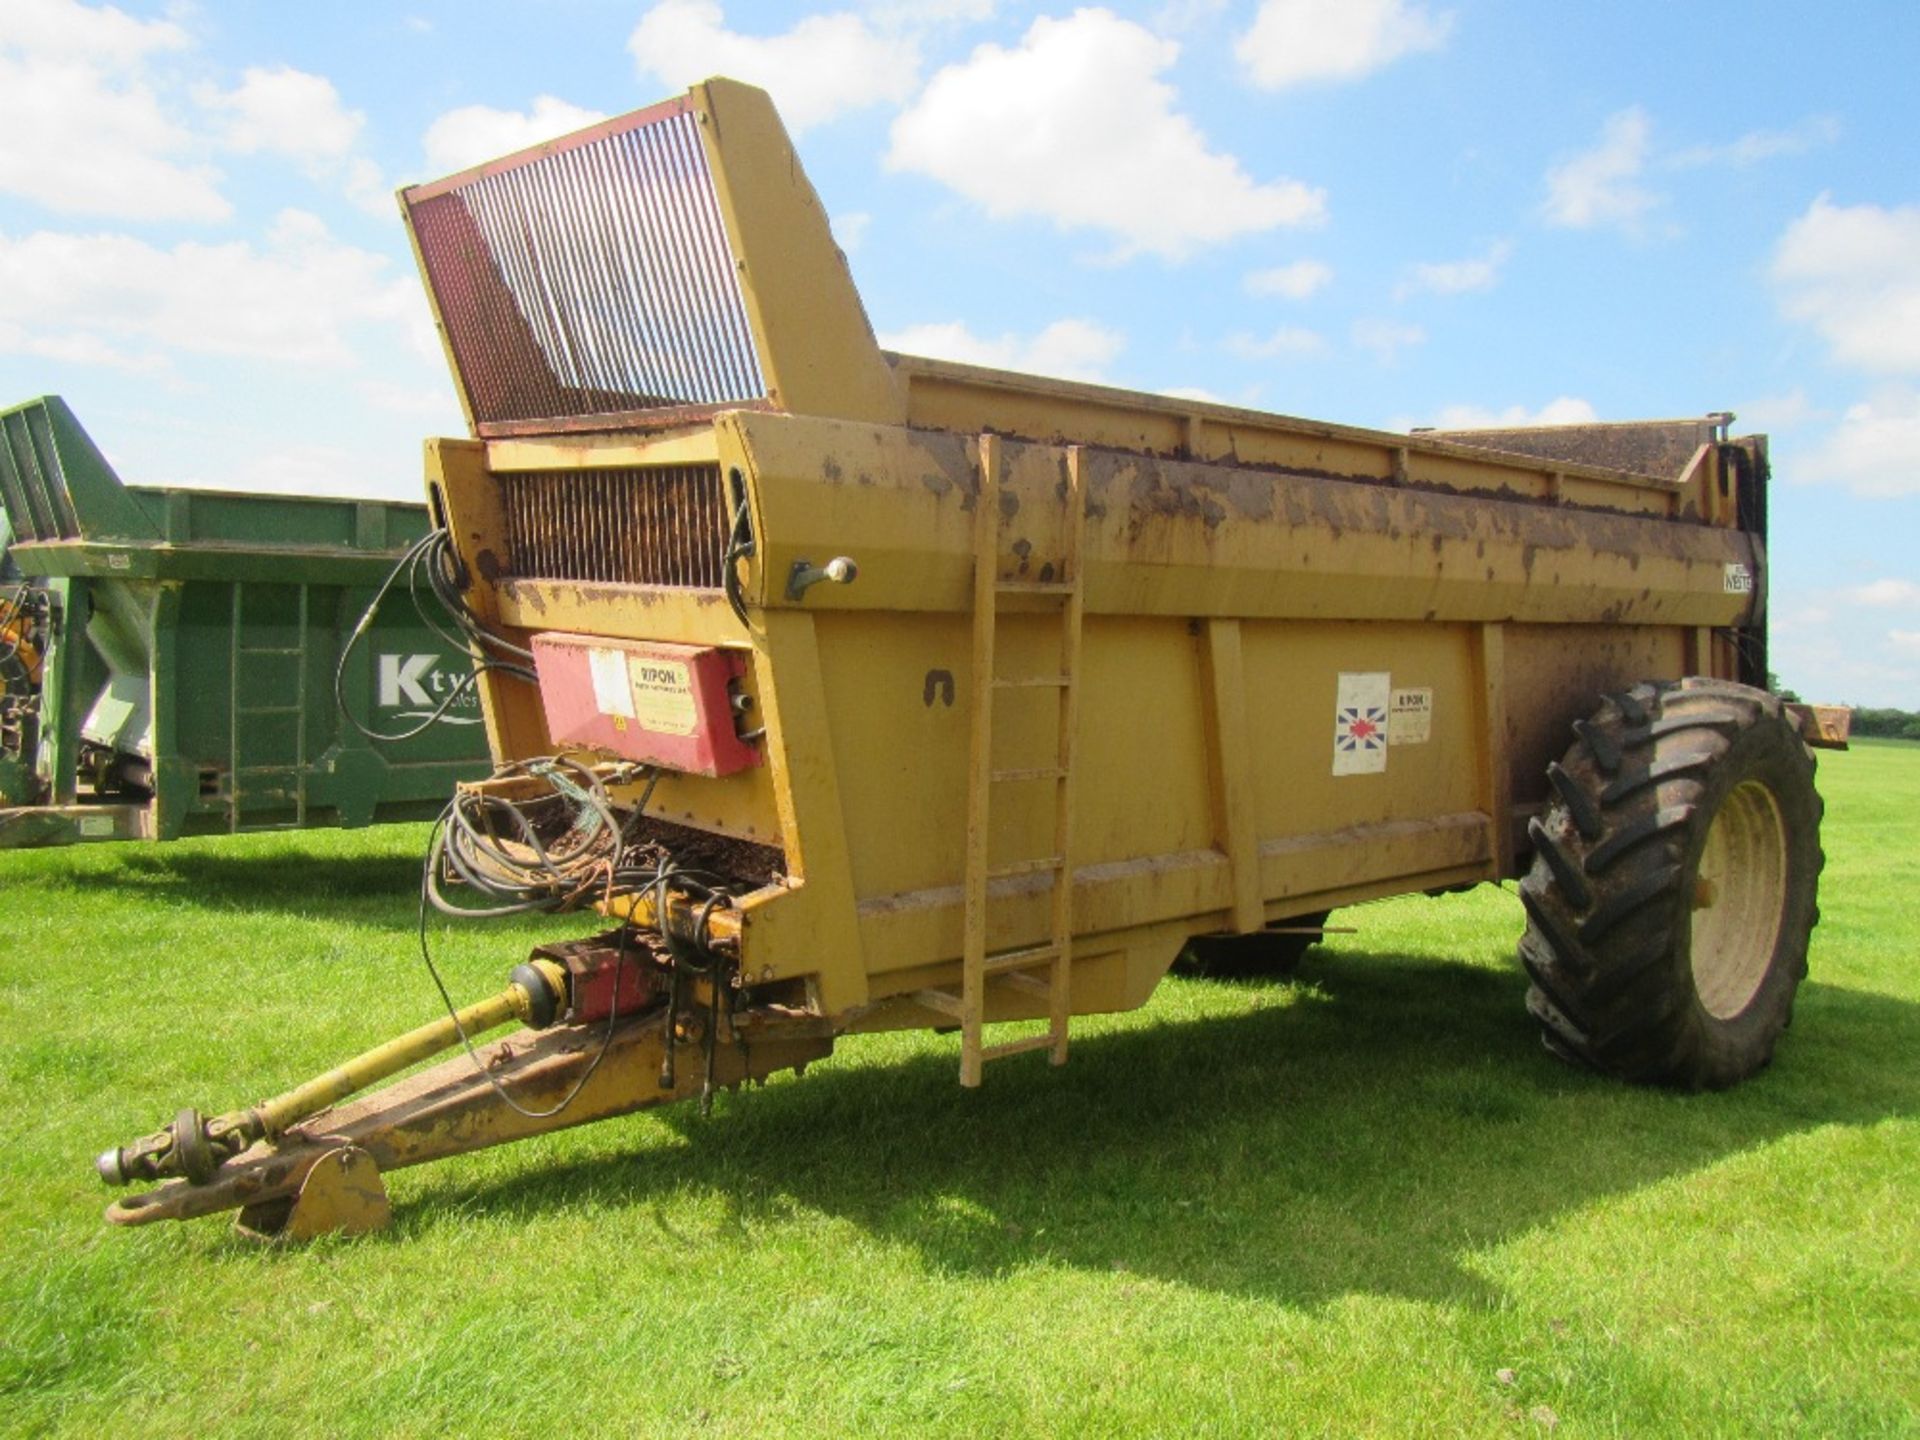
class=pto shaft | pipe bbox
[97,959,565,1187]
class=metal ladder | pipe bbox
[228,582,309,832]
[920,437,1087,1086]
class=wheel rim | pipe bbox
[1689,778,1789,1020]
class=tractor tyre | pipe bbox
[1518,678,1823,1089]
[1184,911,1332,978]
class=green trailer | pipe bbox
[0,396,490,848]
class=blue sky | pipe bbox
[3,0,1917,705]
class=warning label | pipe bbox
[1724,563,1754,595]
[1333,671,1390,776]
[1390,688,1433,745]
[588,648,636,719]
[628,656,698,736]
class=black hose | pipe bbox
[335,528,535,746]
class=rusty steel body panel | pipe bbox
[394,79,1770,1032]
[429,417,1757,1024]
[93,78,1797,1237]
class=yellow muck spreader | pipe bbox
[97,81,1833,1239]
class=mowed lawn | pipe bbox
[1,743,1914,1438]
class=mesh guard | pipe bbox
[403,97,768,438]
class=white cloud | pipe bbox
[629,0,919,132]
[1668,115,1841,170]
[1769,596,1920,708]
[422,95,606,175]
[1771,196,1920,376]
[198,65,389,213]
[183,441,423,502]
[1236,0,1451,89]
[889,10,1325,263]
[831,211,872,252]
[879,318,1125,383]
[8,0,188,67]
[357,378,464,423]
[1158,383,1225,403]
[1155,0,1229,33]
[1245,259,1332,300]
[0,3,227,223]
[1225,326,1325,360]
[1796,387,1920,497]
[0,211,423,371]
[199,66,364,165]
[0,322,172,377]
[1737,388,1821,433]
[1542,108,1659,233]
[1844,579,1920,609]
[864,0,997,24]
[1423,397,1598,430]
[1397,240,1510,299]
[1351,318,1425,365]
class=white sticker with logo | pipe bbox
[79,814,116,837]
[1333,671,1390,775]
[377,652,484,725]
[628,656,698,736]
[588,648,636,719]
[1390,687,1433,745]
[1724,563,1754,595]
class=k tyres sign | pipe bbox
[376,652,483,726]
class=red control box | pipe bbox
[531,634,760,777]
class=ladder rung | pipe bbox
[989,854,1065,879]
[239,647,304,656]
[980,1033,1057,1062]
[984,943,1061,974]
[992,674,1071,689]
[995,579,1075,596]
[990,766,1066,783]
[236,706,303,717]
[914,988,965,1019]
[993,971,1052,999]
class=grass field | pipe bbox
[1,742,1915,1437]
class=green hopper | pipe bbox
[0,396,488,848]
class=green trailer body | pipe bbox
[0,396,489,847]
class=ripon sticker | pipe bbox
[1333,671,1390,775]
[627,656,699,737]
[1390,687,1433,744]
[1724,563,1754,595]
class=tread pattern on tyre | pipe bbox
[1517,678,1825,1089]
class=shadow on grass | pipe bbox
[51,847,428,922]
[382,948,1918,1313]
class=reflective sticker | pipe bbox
[1724,563,1754,595]
[1390,688,1433,745]
[628,656,698,737]
[588,648,636,718]
[1333,672,1390,775]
